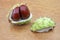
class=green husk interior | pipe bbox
[12,19,31,25]
[31,17,55,31]
[9,12,32,25]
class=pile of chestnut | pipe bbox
[11,5,30,21]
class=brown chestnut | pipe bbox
[11,7,20,21]
[19,5,30,19]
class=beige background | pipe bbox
[0,0,60,40]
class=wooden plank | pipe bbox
[0,0,60,40]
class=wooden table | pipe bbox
[0,0,60,40]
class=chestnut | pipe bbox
[19,5,30,19]
[11,7,20,21]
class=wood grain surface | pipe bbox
[0,0,60,40]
